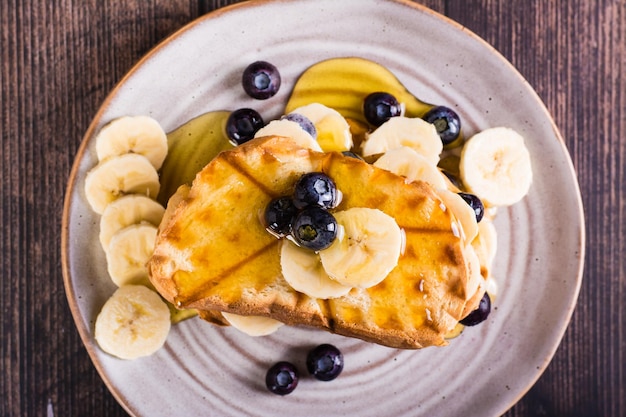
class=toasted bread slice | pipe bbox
[149,136,485,348]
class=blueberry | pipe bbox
[266,361,299,395]
[293,172,338,210]
[441,170,463,190]
[460,292,491,326]
[291,207,338,251]
[242,61,281,100]
[264,197,298,237]
[457,192,484,222]
[281,113,317,139]
[226,108,264,145]
[363,92,402,126]
[422,106,461,146]
[306,344,344,381]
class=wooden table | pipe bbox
[1,1,623,416]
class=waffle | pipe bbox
[149,136,485,348]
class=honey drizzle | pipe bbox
[177,240,280,306]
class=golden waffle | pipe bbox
[149,136,484,348]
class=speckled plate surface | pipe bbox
[62,0,585,415]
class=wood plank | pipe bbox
[447,1,625,416]
[1,2,200,416]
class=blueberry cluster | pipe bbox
[264,172,340,251]
[363,92,462,147]
[266,344,344,395]
[226,61,282,145]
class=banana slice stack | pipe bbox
[357,115,532,338]
[360,116,529,303]
[84,115,173,360]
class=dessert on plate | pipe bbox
[149,135,486,349]
[83,57,532,358]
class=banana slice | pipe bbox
[289,103,353,152]
[485,275,498,299]
[221,312,284,336]
[254,119,323,152]
[471,218,498,278]
[95,115,168,169]
[280,240,352,299]
[374,146,448,189]
[361,116,442,165]
[95,285,171,360]
[105,224,157,287]
[99,194,165,250]
[463,243,484,304]
[319,208,403,289]
[84,153,160,215]
[436,189,479,243]
[459,127,532,206]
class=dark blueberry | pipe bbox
[264,197,298,237]
[457,192,485,222]
[293,172,338,210]
[281,113,317,139]
[242,61,281,100]
[460,292,491,326]
[422,106,461,146]
[226,108,264,145]
[265,361,299,395]
[363,92,402,126]
[291,207,338,251]
[341,151,364,161]
[441,170,463,190]
[306,344,344,381]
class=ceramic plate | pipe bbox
[62,0,584,415]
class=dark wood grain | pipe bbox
[1,0,623,416]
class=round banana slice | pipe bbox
[95,115,168,169]
[95,285,171,360]
[319,208,403,289]
[99,194,165,250]
[221,312,284,336]
[289,103,353,152]
[436,189,479,243]
[374,146,448,189]
[361,116,442,165]
[459,127,532,206]
[84,153,160,215]
[105,224,158,287]
[280,240,352,299]
[254,119,323,152]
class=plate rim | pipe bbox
[61,0,586,415]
